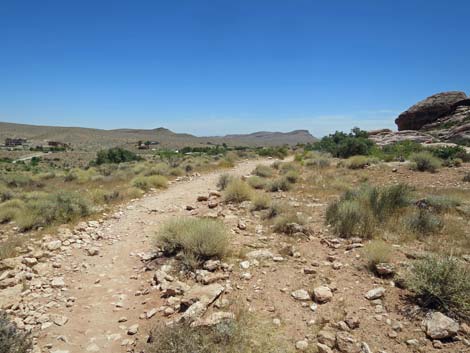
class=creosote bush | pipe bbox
[406,255,470,318]
[223,179,252,203]
[326,184,410,238]
[409,152,441,172]
[131,175,168,191]
[363,240,392,272]
[0,311,32,353]
[252,164,273,178]
[155,217,229,269]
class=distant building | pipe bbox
[5,138,27,147]
[137,140,159,149]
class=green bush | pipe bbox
[223,179,252,203]
[343,156,378,169]
[405,209,442,236]
[0,311,31,353]
[246,176,267,190]
[217,174,234,191]
[407,255,470,317]
[252,165,273,178]
[409,152,441,172]
[424,195,460,213]
[155,217,229,269]
[266,177,291,192]
[0,185,13,202]
[326,184,410,237]
[131,175,168,191]
[309,128,374,158]
[94,147,141,165]
[0,174,34,188]
[429,145,469,162]
[250,193,271,211]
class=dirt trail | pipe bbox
[37,158,273,353]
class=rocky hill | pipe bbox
[370,91,470,146]
[0,122,317,150]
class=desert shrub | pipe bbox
[35,171,56,180]
[442,158,463,168]
[271,161,281,170]
[17,191,92,231]
[279,162,299,174]
[405,209,442,236]
[0,199,25,223]
[262,201,285,220]
[223,179,252,203]
[90,189,121,204]
[379,140,423,161]
[424,195,460,213]
[409,152,441,172]
[266,176,291,192]
[363,240,392,272]
[284,170,299,183]
[0,311,32,353]
[406,255,470,317]
[147,309,292,353]
[464,172,470,182]
[252,165,273,178]
[155,217,228,269]
[326,184,410,237]
[217,174,234,191]
[94,147,141,165]
[123,187,144,199]
[131,175,168,191]
[343,156,378,169]
[246,176,267,189]
[250,193,271,211]
[169,167,185,176]
[273,213,306,236]
[429,145,469,162]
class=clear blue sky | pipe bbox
[1,0,469,137]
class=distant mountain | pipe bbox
[0,122,317,151]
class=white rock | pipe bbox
[295,340,309,351]
[365,287,385,300]
[291,289,310,301]
[425,312,459,340]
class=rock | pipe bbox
[365,287,385,300]
[295,340,309,351]
[85,247,100,256]
[395,91,467,130]
[51,315,68,326]
[203,260,220,271]
[208,200,219,209]
[336,332,360,353]
[127,324,139,335]
[86,343,100,352]
[245,249,274,260]
[375,263,395,276]
[182,283,224,307]
[314,286,333,303]
[239,261,250,269]
[317,343,333,353]
[192,311,235,327]
[424,312,459,340]
[361,342,372,353]
[45,240,62,251]
[146,308,158,319]
[291,289,311,301]
[51,277,65,288]
[318,330,336,348]
[197,195,208,202]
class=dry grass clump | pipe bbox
[304,157,330,169]
[363,240,392,272]
[144,162,170,176]
[262,201,285,220]
[0,184,13,202]
[342,156,378,170]
[266,176,292,192]
[217,174,234,191]
[250,192,271,211]
[146,308,292,353]
[409,152,441,172]
[246,176,267,189]
[252,164,273,178]
[284,170,300,183]
[463,172,470,182]
[155,217,229,269]
[406,255,470,318]
[405,209,442,236]
[0,311,31,353]
[326,184,410,238]
[223,179,253,203]
[0,199,25,223]
[423,195,460,213]
[131,175,168,191]
[273,213,306,235]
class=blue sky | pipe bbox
[1,0,469,137]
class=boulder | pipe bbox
[395,91,467,131]
[314,286,333,303]
[425,312,459,340]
